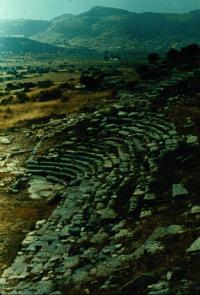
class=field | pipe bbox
[0,53,139,128]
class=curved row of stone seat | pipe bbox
[26,109,178,225]
[61,148,106,163]
[60,149,112,175]
[32,159,94,175]
[29,116,169,184]
[98,111,175,138]
[57,139,136,215]
[99,115,177,145]
[27,168,77,180]
[102,112,174,132]
[27,145,105,181]
[103,133,155,166]
[103,119,179,157]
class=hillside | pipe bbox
[1,7,200,52]
[0,37,96,57]
[0,37,65,53]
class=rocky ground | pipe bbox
[0,67,199,295]
[0,125,58,275]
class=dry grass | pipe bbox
[1,71,79,86]
[0,195,54,272]
[0,90,113,129]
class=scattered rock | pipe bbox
[186,135,199,146]
[172,184,189,198]
[187,237,200,253]
[0,136,12,144]
[90,229,109,244]
[140,210,152,218]
[98,207,118,220]
[190,206,200,215]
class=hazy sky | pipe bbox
[1,0,200,20]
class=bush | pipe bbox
[167,44,200,66]
[148,53,160,64]
[80,70,104,90]
[60,81,71,90]
[181,44,200,57]
[36,87,61,102]
[37,80,54,88]
[60,92,70,102]
[16,91,29,103]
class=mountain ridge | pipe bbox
[1,6,200,52]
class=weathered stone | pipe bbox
[118,111,128,117]
[149,225,183,241]
[166,225,183,235]
[144,193,156,202]
[133,189,145,196]
[22,235,37,246]
[31,263,43,274]
[140,210,152,219]
[186,135,199,146]
[147,143,159,152]
[112,221,126,232]
[148,281,170,292]
[98,207,118,220]
[187,237,200,253]
[33,281,54,294]
[148,289,172,295]
[63,256,80,269]
[144,241,164,255]
[72,269,90,284]
[95,189,107,199]
[96,202,106,210]
[90,229,109,244]
[0,136,12,144]
[114,229,132,240]
[0,278,6,285]
[190,206,200,215]
[133,241,164,259]
[172,184,189,198]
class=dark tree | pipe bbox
[148,52,160,64]
[181,44,200,57]
[166,48,180,64]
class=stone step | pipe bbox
[61,148,105,162]
[27,163,83,176]
[36,160,94,175]
[27,168,77,180]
